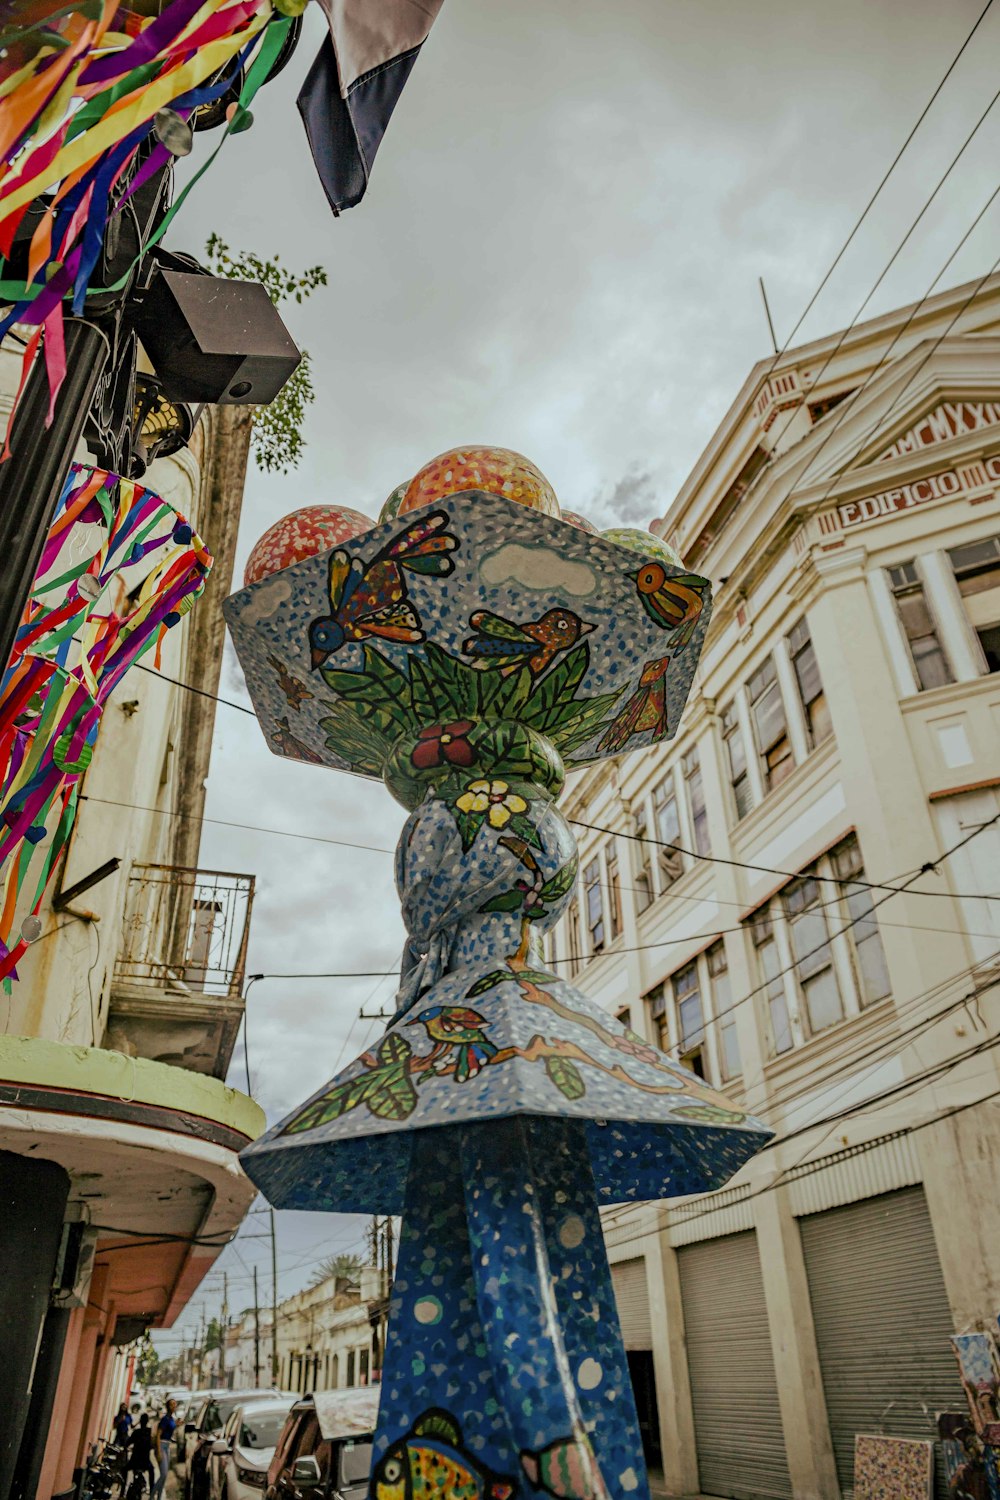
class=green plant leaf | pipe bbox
[539,857,579,902]
[408,654,445,724]
[545,1055,586,1100]
[479,888,524,913]
[377,1032,412,1064]
[421,642,480,718]
[517,967,557,986]
[522,643,591,732]
[466,970,508,997]
[365,1066,420,1120]
[490,666,533,718]
[507,811,542,848]
[283,1070,381,1132]
[453,807,485,852]
[318,700,387,776]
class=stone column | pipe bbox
[753,1188,840,1500]
[644,1216,700,1498]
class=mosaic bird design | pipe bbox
[269,716,323,763]
[409,1005,498,1082]
[461,607,593,677]
[308,511,458,668]
[633,564,707,648]
[372,1409,515,1500]
[597,655,670,753]
[267,653,313,712]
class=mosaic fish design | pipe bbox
[371,1409,515,1500]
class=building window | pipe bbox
[633,803,654,912]
[707,940,739,1079]
[722,701,753,820]
[584,858,604,953]
[748,656,795,790]
[606,843,622,941]
[948,535,1000,673]
[683,747,711,856]
[346,1350,355,1385]
[652,774,684,888]
[787,617,832,747]
[359,1348,369,1383]
[672,961,705,1076]
[830,835,891,1007]
[782,871,844,1034]
[566,898,582,975]
[646,981,668,1046]
[751,911,792,1054]
[888,561,953,690]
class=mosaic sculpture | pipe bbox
[225,448,772,1499]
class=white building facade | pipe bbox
[553,277,1000,1499]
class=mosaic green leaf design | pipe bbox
[466,970,509,998]
[540,857,579,902]
[377,1032,411,1064]
[480,889,524,914]
[522,644,590,734]
[283,1070,383,1133]
[365,1066,419,1119]
[546,1055,586,1100]
[318,699,388,776]
[671,1103,746,1124]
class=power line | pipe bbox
[78,793,395,855]
[757,0,996,369]
[600,1051,1000,1252]
[135,662,256,716]
[570,814,1000,902]
[770,182,1000,511]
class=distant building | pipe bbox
[224,1268,388,1394]
[552,276,1000,1499]
[0,344,265,1499]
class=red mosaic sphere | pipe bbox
[243,504,375,586]
[561,509,599,534]
[399,446,560,518]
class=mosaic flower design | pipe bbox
[455,779,528,830]
[410,720,475,770]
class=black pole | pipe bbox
[0,318,110,674]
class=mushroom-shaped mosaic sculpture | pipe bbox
[223,464,771,1500]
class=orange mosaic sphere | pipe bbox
[399,447,560,518]
[243,504,375,586]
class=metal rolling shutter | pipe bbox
[611,1259,652,1350]
[799,1186,962,1499]
[678,1232,792,1500]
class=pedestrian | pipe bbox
[127,1414,156,1496]
[112,1402,133,1448]
[153,1397,178,1500]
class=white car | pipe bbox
[209,1397,294,1500]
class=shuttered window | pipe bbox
[678,1232,792,1500]
[611,1258,652,1350]
[799,1186,962,1498]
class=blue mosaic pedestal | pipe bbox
[226,494,773,1498]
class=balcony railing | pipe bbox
[115,863,255,997]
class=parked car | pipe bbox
[185,1390,284,1500]
[208,1397,295,1500]
[178,1391,230,1478]
[265,1390,379,1500]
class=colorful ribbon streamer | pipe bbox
[0,461,213,987]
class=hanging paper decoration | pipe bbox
[0,461,212,987]
[0,0,292,410]
[224,456,770,1500]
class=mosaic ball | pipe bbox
[378,482,409,524]
[601,526,685,570]
[243,504,375,586]
[561,509,599,534]
[399,446,560,518]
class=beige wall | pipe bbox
[557,279,1000,1497]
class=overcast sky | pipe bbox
[153,0,1000,1354]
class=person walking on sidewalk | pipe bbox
[153,1399,178,1500]
[127,1415,156,1497]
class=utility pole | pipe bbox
[270,1208,279,1383]
[219,1272,228,1385]
[253,1265,261,1386]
